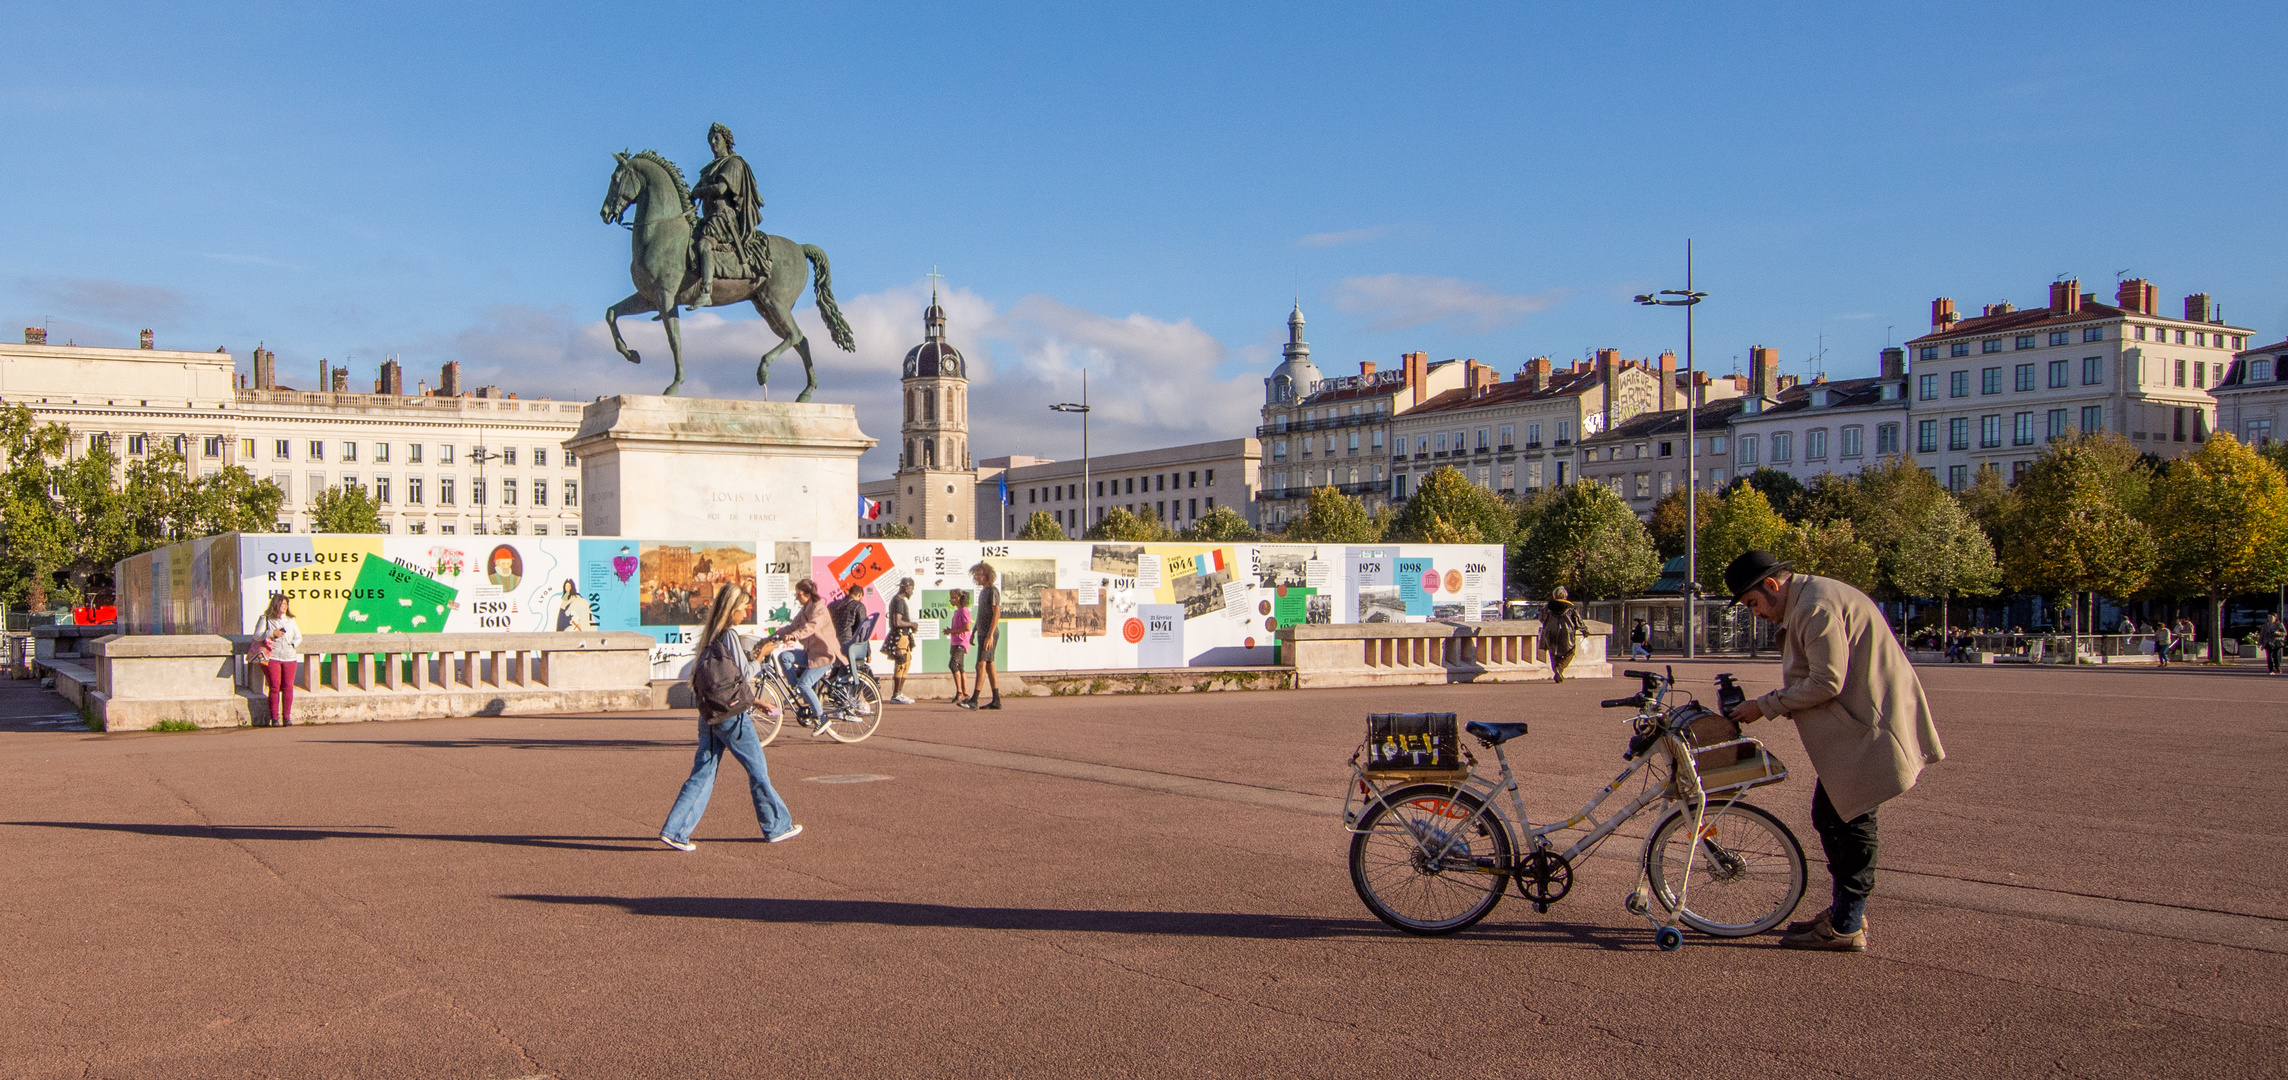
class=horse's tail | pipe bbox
[803,244,856,352]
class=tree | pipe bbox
[2002,435,2158,656]
[1084,507,1177,542]
[308,484,385,533]
[1281,486,1381,544]
[1889,494,2002,634]
[1796,472,1861,527]
[1696,487,1790,594]
[1954,462,2017,550]
[2146,433,2288,662]
[1383,466,1512,545]
[1776,519,1879,593]
[0,407,75,611]
[1180,505,1259,542]
[1647,488,1712,560]
[1513,481,1660,599]
[1728,468,1808,521]
[1016,511,1068,541]
[876,523,917,539]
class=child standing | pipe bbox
[947,589,973,704]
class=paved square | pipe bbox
[2,660,2282,1078]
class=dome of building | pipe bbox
[903,296,965,379]
[1265,302,1320,405]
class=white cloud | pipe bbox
[21,277,191,327]
[424,279,1261,478]
[1327,274,1567,333]
[1297,225,1394,248]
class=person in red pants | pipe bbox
[252,595,303,725]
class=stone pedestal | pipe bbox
[568,396,875,542]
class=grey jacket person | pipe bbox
[1753,575,1944,821]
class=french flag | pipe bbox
[860,495,884,521]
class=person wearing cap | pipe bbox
[1539,587,1583,682]
[1722,549,1943,952]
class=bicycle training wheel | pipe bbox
[750,676,790,748]
[818,670,883,743]
[1349,784,1511,935]
[1643,801,1806,937]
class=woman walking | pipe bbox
[252,595,302,726]
[659,583,801,851]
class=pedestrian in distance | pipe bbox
[959,562,1003,710]
[1539,587,1581,683]
[2153,621,2173,668]
[947,589,973,703]
[2177,617,2197,663]
[2262,614,2284,676]
[251,594,302,726]
[764,579,845,726]
[885,578,918,703]
[1722,550,1944,953]
[1628,617,1651,661]
[659,583,801,851]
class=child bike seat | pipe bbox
[1465,721,1529,746]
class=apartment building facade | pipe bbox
[2218,339,2288,449]
[1726,346,1910,486]
[1257,307,1467,527]
[1577,397,1751,516]
[972,440,1260,538]
[1901,278,2246,489]
[0,334,585,536]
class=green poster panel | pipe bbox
[336,554,459,634]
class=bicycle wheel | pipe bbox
[817,670,882,743]
[750,676,791,748]
[1349,784,1511,935]
[1643,800,1806,937]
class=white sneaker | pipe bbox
[659,834,696,852]
[768,824,804,843]
[855,702,875,715]
[890,694,915,705]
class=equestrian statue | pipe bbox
[599,123,855,398]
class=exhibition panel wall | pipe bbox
[117,535,1506,677]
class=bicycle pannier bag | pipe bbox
[1679,703,1750,768]
[1362,712,1469,783]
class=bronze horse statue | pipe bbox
[599,150,855,398]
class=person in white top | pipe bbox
[252,595,303,725]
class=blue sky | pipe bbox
[4,1,2282,475]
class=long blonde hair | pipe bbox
[699,582,750,654]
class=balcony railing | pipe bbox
[1253,411,1387,437]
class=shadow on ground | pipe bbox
[5,820,652,852]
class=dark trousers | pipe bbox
[2267,646,2282,675]
[1811,782,1878,933]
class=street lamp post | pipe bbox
[1051,369,1091,536]
[468,445,497,534]
[1635,241,1708,659]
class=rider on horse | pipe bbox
[691,122,772,310]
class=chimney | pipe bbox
[1359,361,1376,377]
[417,379,429,396]
[2049,279,2080,315]
[330,365,349,393]
[2184,294,2213,323]
[440,360,463,397]
[24,327,45,345]
[2116,278,2156,315]
[139,329,154,350]
[1931,298,1956,328]
[1525,356,1552,391]
[1657,350,1677,412]
[379,359,404,395]
[317,358,329,389]
[254,346,276,390]
[1596,348,1618,434]
[1402,351,1427,406]
[1880,346,1905,380]
[1749,346,1778,399]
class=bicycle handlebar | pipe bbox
[1601,695,1644,709]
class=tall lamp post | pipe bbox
[1635,241,1708,658]
[468,445,497,534]
[1051,369,1091,536]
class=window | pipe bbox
[533,480,548,506]
[374,476,392,504]
[272,474,291,502]
[2247,418,2275,447]
[2048,359,2070,388]
[1918,346,1939,361]
[1272,439,1286,461]
[342,442,357,462]
[2082,406,2104,434]
[2084,327,2104,343]
[1370,429,1384,450]
[1876,423,1899,455]
[274,439,291,460]
[238,437,255,459]
[1917,420,1938,454]
[470,478,485,505]
[1980,415,2001,448]
[1950,371,1969,397]
[563,450,576,467]
[2013,412,2034,446]
[1435,433,1447,453]
[2135,326,2148,341]
[1981,367,2001,394]
[1710,436,1728,454]
[1951,342,1970,357]
[2195,361,2208,387]
[1948,465,1967,491]
[1919,374,1938,400]
[1498,424,1513,448]
[441,444,455,465]
[1095,480,1105,498]
[2049,331,2070,346]
[2256,359,2275,382]
[2175,359,2187,387]
[1556,421,1573,443]
[1527,423,1542,446]
[408,477,424,504]
[2047,409,2070,441]
[2176,329,2187,345]
[1499,463,1514,490]
[534,448,547,468]
[122,433,144,455]
[1840,426,1862,458]
[1948,417,1970,451]
[2196,332,2207,348]
[1982,339,2002,354]
[202,436,224,458]
[375,443,389,463]
[342,474,359,494]
[1737,435,1759,464]
[2083,356,2104,385]
[1772,432,1793,462]
[1347,431,1358,453]
[408,444,423,464]
[309,472,325,498]
[1805,429,1827,460]
[1125,478,1135,494]
[503,447,517,466]
[1634,473,1651,499]
[2015,364,2035,391]
[1475,428,1489,450]
[2015,335,2036,350]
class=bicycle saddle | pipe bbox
[1465,721,1529,746]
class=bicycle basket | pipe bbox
[1361,712,1469,783]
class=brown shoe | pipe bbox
[1779,913,1866,952]
[1783,907,1869,935]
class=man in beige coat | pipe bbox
[1722,550,1943,952]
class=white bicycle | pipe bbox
[1343,668,1806,950]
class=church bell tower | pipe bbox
[895,284,975,538]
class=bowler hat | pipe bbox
[1723,550,1794,605]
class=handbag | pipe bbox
[248,636,273,664]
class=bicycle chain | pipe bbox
[1514,850,1573,909]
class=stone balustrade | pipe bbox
[65,632,656,731]
[1280,619,1612,689]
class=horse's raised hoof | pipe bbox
[662,380,682,396]
[796,388,814,403]
[622,350,642,365]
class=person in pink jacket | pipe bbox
[763,579,844,723]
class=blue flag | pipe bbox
[999,473,1009,505]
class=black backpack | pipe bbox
[691,632,754,723]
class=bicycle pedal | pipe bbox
[1532,902,1549,914]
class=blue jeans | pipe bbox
[661,711,794,843]
[779,650,831,719]
[1631,642,1651,660]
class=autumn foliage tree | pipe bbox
[2145,433,2288,661]
[1513,481,1659,599]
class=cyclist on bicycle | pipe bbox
[828,583,876,716]
[762,578,844,724]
